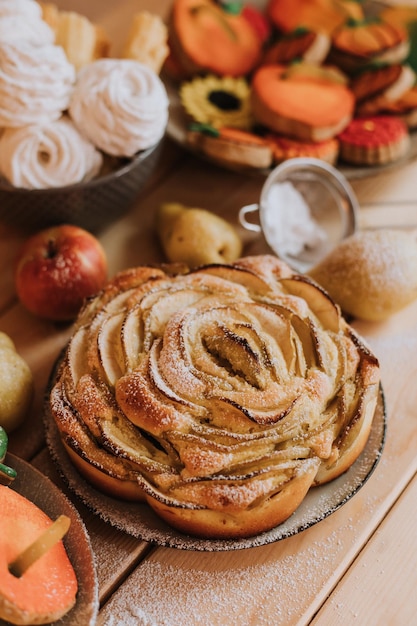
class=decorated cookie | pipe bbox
[266,133,339,164]
[166,0,263,78]
[267,0,364,35]
[263,28,331,66]
[179,74,253,129]
[187,125,273,169]
[329,18,410,74]
[338,115,410,165]
[350,63,415,105]
[251,63,354,142]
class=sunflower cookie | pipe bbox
[180,75,253,130]
[338,115,410,165]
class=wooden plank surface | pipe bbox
[1,1,417,625]
[311,473,417,626]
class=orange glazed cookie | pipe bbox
[338,115,410,165]
[187,126,273,169]
[356,85,417,128]
[267,0,364,35]
[329,18,410,74]
[165,0,263,79]
[266,133,339,164]
[251,63,355,142]
[263,28,331,66]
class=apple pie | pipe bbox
[49,255,380,539]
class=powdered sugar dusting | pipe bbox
[98,523,358,626]
[44,387,385,552]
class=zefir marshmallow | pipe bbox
[0,40,76,127]
[0,117,103,189]
[69,58,169,157]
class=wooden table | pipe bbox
[2,1,417,624]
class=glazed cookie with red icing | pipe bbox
[338,115,410,165]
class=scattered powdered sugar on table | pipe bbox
[98,524,356,626]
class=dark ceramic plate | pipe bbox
[0,141,162,235]
[0,454,98,626]
[44,384,386,552]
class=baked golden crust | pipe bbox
[49,255,380,538]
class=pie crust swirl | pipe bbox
[49,255,380,539]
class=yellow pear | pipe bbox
[0,332,34,432]
[308,229,417,321]
[156,203,243,267]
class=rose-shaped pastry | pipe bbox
[69,58,169,157]
[49,255,380,539]
[0,0,55,46]
[0,40,75,127]
[0,117,103,189]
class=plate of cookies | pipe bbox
[163,0,417,178]
[44,255,386,551]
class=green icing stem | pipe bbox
[0,426,17,485]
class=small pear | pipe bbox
[156,202,243,267]
[308,229,417,321]
[0,332,34,432]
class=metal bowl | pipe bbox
[0,139,163,234]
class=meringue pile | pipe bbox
[0,0,169,190]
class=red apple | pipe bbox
[15,224,108,321]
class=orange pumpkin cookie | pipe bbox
[266,133,339,164]
[354,78,417,126]
[330,18,410,74]
[338,115,410,165]
[379,86,417,129]
[350,63,415,105]
[263,28,331,66]
[0,485,77,625]
[251,63,354,142]
[187,126,273,169]
[165,0,263,79]
[267,0,364,35]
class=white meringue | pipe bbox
[0,117,103,189]
[69,58,168,157]
[0,0,42,16]
[0,40,76,127]
[0,0,55,46]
